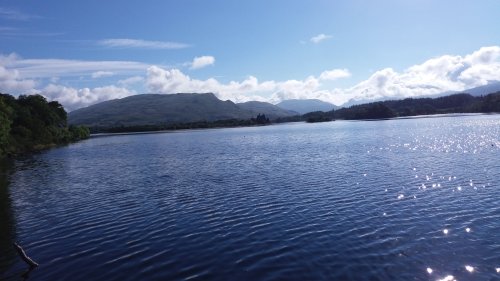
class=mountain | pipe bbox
[335,92,500,120]
[341,81,500,107]
[68,93,299,128]
[69,93,255,127]
[460,81,500,96]
[276,99,338,114]
[237,101,298,119]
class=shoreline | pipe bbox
[88,112,498,138]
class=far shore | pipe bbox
[89,112,497,138]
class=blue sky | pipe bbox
[1,0,499,110]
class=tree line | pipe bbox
[96,114,272,134]
[0,93,90,157]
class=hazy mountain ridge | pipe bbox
[237,101,299,119]
[276,99,338,114]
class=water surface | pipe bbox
[1,114,499,280]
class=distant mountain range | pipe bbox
[334,92,500,120]
[68,93,299,128]
[276,99,338,114]
[340,81,500,107]
[237,101,298,119]
[69,82,500,130]
[456,81,500,97]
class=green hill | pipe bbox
[69,93,253,127]
[68,93,298,129]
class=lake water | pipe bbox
[1,114,499,280]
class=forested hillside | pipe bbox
[0,94,89,157]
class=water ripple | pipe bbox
[1,114,499,280]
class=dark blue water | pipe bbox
[1,114,499,280]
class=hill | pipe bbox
[276,99,338,114]
[69,93,299,129]
[69,93,255,127]
[237,101,298,119]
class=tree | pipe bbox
[0,98,13,153]
[0,93,90,157]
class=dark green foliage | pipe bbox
[68,125,91,141]
[481,92,500,112]
[98,116,272,134]
[0,93,90,157]
[0,99,13,154]
[252,114,270,124]
[335,102,396,120]
[303,110,335,123]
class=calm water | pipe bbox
[1,114,499,280]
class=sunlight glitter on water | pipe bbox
[465,265,474,272]
[437,275,456,281]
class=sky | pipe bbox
[1,0,500,111]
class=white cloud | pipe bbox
[91,71,114,78]
[146,66,277,102]
[39,84,136,111]
[146,46,500,106]
[190,56,215,69]
[319,69,351,81]
[340,46,500,105]
[310,34,332,44]
[0,7,38,21]
[2,46,500,111]
[0,65,37,92]
[146,66,324,103]
[99,38,190,49]
[0,53,149,78]
[118,76,144,86]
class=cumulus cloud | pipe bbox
[0,64,37,92]
[99,38,190,49]
[339,46,500,105]
[146,46,500,106]
[146,66,326,103]
[2,46,499,110]
[319,69,351,81]
[39,84,136,111]
[310,34,332,44]
[190,56,215,69]
[91,71,114,78]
